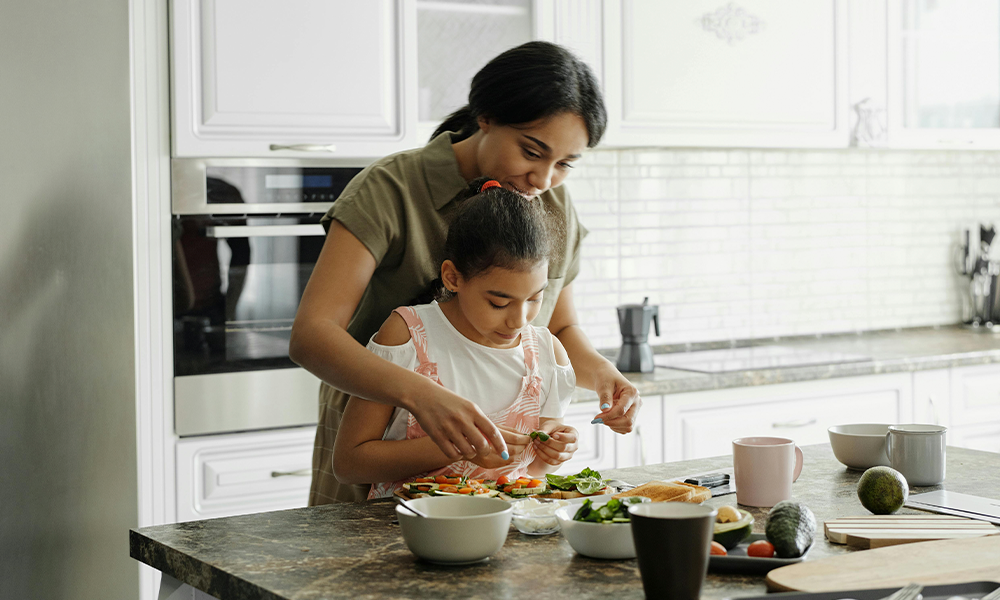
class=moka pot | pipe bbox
[615,297,660,373]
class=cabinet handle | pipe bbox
[772,418,817,429]
[268,143,337,153]
[271,469,311,478]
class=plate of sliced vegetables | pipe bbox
[394,467,615,501]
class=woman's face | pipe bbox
[475,111,589,199]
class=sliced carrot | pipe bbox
[458,487,473,494]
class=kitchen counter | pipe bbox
[130,445,1000,600]
[574,325,1000,402]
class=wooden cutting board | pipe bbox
[825,515,999,549]
[766,534,1000,592]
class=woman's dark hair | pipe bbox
[431,41,607,148]
[428,178,552,302]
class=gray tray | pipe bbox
[729,581,1000,600]
[709,533,810,575]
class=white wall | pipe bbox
[571,148,1000,349]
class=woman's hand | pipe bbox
[469,427,529,470]
[407,391,510,462]
[591,366,641,434]
[532,423,579,467]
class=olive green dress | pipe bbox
[309,132,587,504]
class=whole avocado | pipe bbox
[857,466,908,515]
[764,501,816,558]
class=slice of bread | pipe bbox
[612,481,695,503]
[672,481,712,504]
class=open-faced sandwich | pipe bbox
[399,474,501,498]
[395,467,614,501]
[532,467,613,499]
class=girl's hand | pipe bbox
[532,423,579,467]
[591,366,641,434]
[469,427,529,470]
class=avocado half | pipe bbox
[713,509,754,550]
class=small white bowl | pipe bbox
[396,496,512,564]
[828,423,892,470]
[555,503,636,559]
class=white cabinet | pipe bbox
[176,426,315,522]
[887,0,1000,148]
[556,400,618,474]
[662,374,913,462]
[948,364,1000,451]
[600,0,849,148]
[171,0,417,158]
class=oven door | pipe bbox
[172,214,325,436]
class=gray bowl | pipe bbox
[828,423,892,470]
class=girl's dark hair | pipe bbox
[428,178,552,302]
[431,41,607,148]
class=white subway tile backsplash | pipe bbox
[568,148,999,350]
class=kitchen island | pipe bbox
[131,445,1000,599]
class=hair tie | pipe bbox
[479,180,502,193]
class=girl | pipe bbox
[332,179,578,495]
[291,41,641,504]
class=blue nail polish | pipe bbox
[601,403,611,410]
[501,451,509,460]
[591,418,604,425]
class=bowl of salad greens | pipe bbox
[555,496,650,559]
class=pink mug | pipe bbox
[732,437,804,508]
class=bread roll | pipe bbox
[612,481,695,503]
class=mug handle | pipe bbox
[792,445,804,482]
[885,431,893,459]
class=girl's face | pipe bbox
[475,111,589,199]
[441,259,550,349]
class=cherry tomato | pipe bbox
[497,475,510,485]
[415,478,434,483]
[710,541,728,556]
[747,540,776,558]
[528,479,543,488]
[434,475,449,484]
[439,485,459,493]
[458,487,473,494]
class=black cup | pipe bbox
[629,503,717,600]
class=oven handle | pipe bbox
[205,224,327,238]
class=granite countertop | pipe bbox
[130,445,1000,600]
[572,325,1000,402]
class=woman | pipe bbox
[290,41,641,504]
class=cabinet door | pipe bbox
[887,0,1000,148]
[176,427,315,522]
[602,0,849,148]
[615,395,663,469]
[172,0,417,157]
[663,374,912,461]
[949,422,1000,454]
[949,364,1000,427]
[555,401,617,474]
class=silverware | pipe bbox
[878,582,923,600]
[394,496,429,518]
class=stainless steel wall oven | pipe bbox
[171,158,365,436]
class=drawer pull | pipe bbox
[269,143,337,153]
[271,469,311,478]
[772,418,817,429]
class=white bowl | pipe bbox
[555,503,636,559]
[828,423,892,470]
[396,496,512,564]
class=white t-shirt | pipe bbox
[367,302,577,441]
